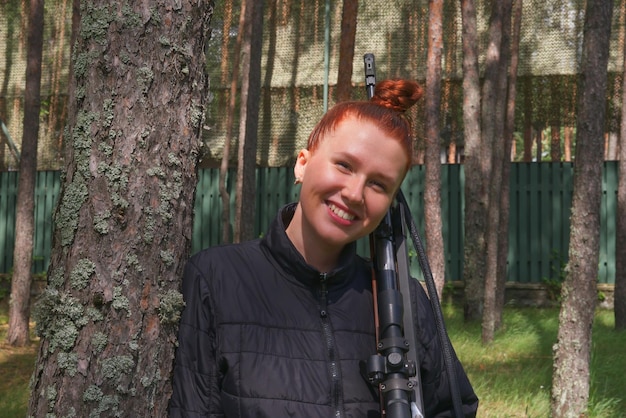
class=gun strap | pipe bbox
[397,190,465,417]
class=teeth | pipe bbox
[329,203,355,221]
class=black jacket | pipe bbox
[169,204,478,417]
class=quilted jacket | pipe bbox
[169,204,478,417]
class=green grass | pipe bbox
[1,303,624,417]
[446,306,626,417]
[0,302,37,418]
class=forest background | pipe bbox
[2,1,626,170]
[0,0,625,417]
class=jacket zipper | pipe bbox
[319,273,345,418]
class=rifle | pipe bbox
[363,53,465,418]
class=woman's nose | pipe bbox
[343,176,365,204]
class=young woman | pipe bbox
[169,79,478,417]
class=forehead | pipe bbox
[316,117,409,182]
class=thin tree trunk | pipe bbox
[523,78,533,162]
[443,3,459,166]
[336,0,358,103]
[615,0,626,331]
[6,0,44,347]
[0,1,23,169]
[564,126,573,162]
[220,0,245,244]
[0,2,21,171]
[482,0,511,344]
[551,1,613,416]
[460,0,484,321]
[28,1,213,415]
[551,127,561,161]
[495,0,522,331]
[261,0,279,163]
[235,0,264,243]
[424,0,445,299]
[536,127,543,161]
[220,0,233,86]
[550,77,562,162]
[47,0,68,150]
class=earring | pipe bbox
[294,177,302,185]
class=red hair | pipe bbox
[306,79,423,169]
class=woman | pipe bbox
[169,79,478,417]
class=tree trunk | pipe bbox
[0,2,22,170]
[550,127,561,161]
[550,77,562,162]
[482,0,511,344]
[551,1,613,416]
[523,78,533,162]
[564,126,573,162]
[28,1,213,416]
[336,0,358,103]
[536,128,543,161]
[46,0,69,153]
[424,0,445,299]
[460,0,484,321]
[235,0,264,243]
[615,0,626,331]
[220,0,246,244]
[6,0,44,347]
[495,0,522,331]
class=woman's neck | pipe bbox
[285,208,341,273]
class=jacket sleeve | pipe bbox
[169,257,224,418]
[410,280,479,418]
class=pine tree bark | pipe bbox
[0,2,21,169]
[550,78,562,162]
[424,0,445,299]
[220,0,245,244]
[551,1,613,416]
[235,0,264,243]
[6,0,44,347]
[28,1,213,416]
[482,0,512,344]
[460,0,484,321]
[523,78,533,162]
[336,0,358,103]
[495,0,523,331]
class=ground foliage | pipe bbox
[1,301,624,417]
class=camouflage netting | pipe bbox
[0,0,625,170]
[0,0,71,170]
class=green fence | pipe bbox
[0,163,617,284]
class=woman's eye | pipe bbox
[336,161,351,171]
[369,180,387,192]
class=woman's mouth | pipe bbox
[328,203,356,221]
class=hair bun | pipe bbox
[371,79,423,112]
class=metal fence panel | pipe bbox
[508,163,574,283]
[0,171,17,273]
[0,163,617,284]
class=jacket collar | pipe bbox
[261,203,359,287]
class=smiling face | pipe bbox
[286,115,409,271]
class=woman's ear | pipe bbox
[293,149,310,183]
